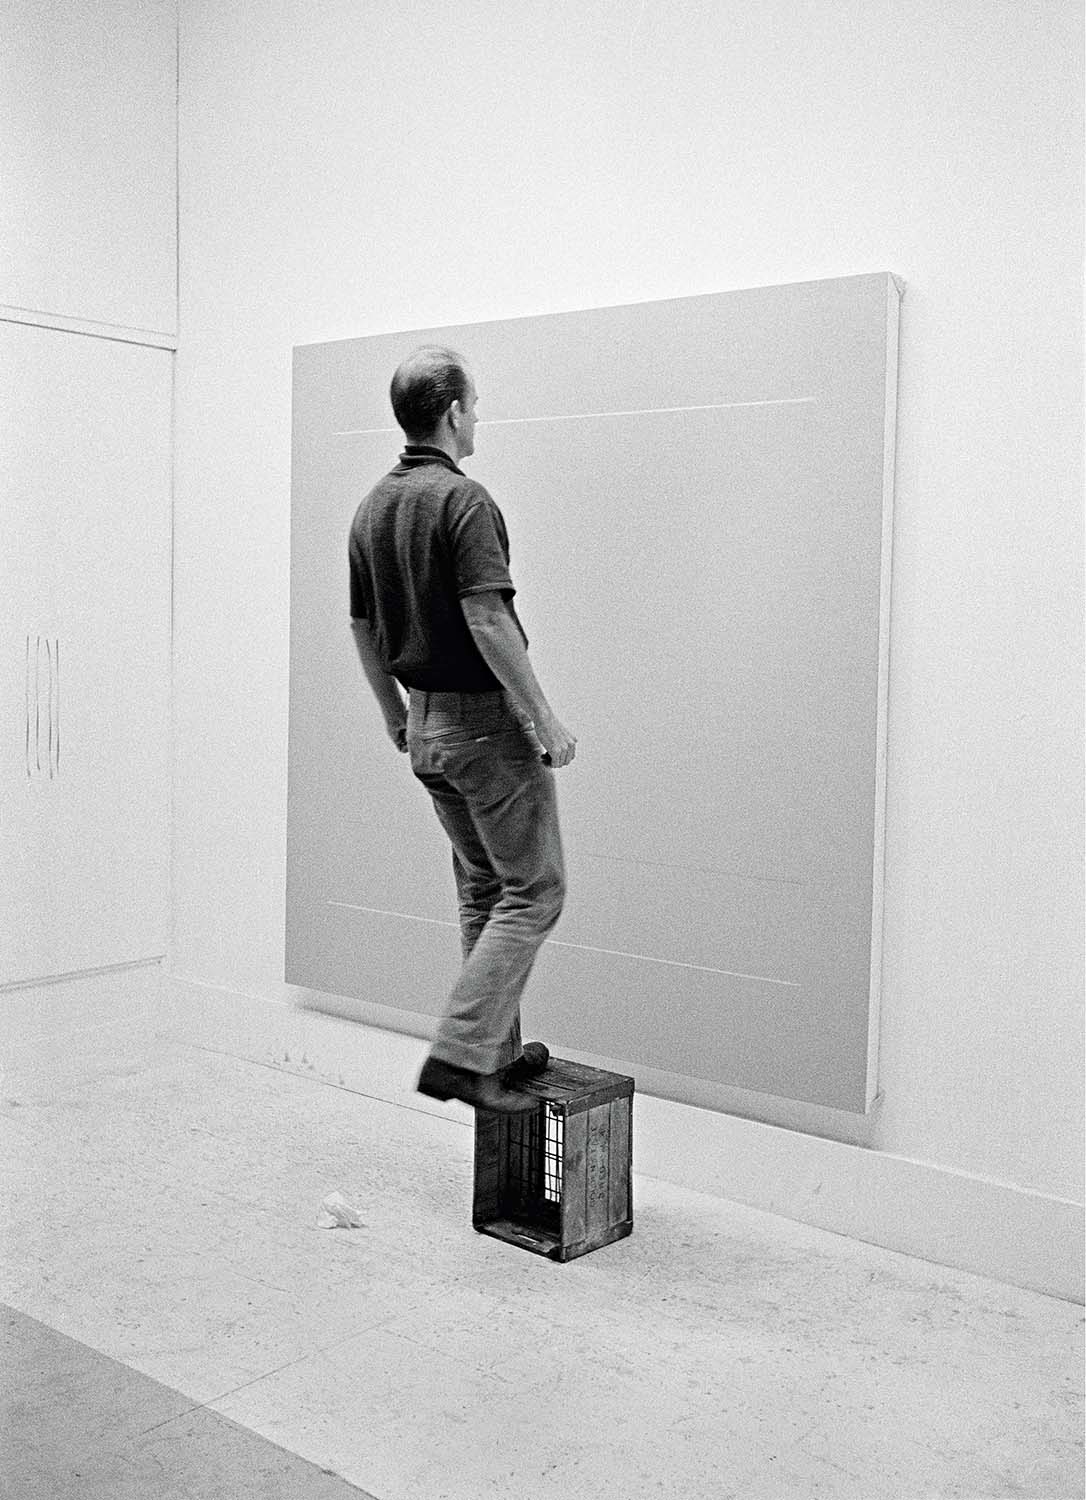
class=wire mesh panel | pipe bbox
[472,1059,633,1261]
[544,1104,563,1205]
[500,1106,561,1232]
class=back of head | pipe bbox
[389,345,469,443]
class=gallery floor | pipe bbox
[1,970,1082,1500]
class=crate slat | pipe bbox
[561,1108,589,1245]
[608,1095,632,1225]
[585,1101,612,1239]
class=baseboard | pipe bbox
[156,972,1083,1304]
[0,956,165,994]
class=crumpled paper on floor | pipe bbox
[316,1191,366,1229]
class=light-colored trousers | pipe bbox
[406,688,566,1075]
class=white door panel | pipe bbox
[1,322,171,984]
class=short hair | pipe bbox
[389,345,470,441]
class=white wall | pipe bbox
[0,0,177,336]
[173,0,1083,1218]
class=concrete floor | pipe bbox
[2,1304,375,1499]
[1,973,1083,1499]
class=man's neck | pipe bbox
[406,433,461,465]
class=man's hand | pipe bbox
[536,712,577,768]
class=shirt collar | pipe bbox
[397,445,464,475]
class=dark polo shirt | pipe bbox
[348,446,528,692]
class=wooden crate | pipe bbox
[472,1058,634,1262]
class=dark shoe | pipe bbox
[502,1041,550,1083]
[417,1056,537,1113]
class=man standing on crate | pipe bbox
[348,345,576,1114]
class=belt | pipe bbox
[408,688,505,702]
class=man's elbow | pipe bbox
[461,592,508,635]
[350,616,378,656]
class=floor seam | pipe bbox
[155,1033,473,1129]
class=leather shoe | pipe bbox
[502,1041,550,1083]
[417,1056,537,1113]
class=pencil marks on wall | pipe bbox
[331,395,819,438]
[326,898,803,987]
[25,634,60,780]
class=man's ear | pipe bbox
[447,399,462,430]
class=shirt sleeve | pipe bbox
[450,491,516,600]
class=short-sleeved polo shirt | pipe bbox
[348,446,528,691]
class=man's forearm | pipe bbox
[463,606,553,728]
[349,618,406,728]
[459,592,577,766]
[465,604,577,767]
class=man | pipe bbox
[348,344,576,1113]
